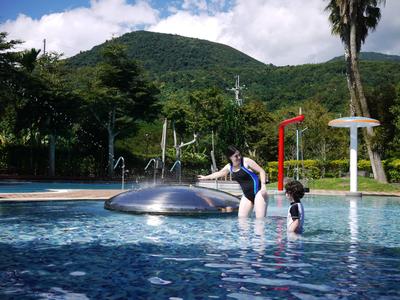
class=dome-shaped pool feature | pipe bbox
[104,185,240,215]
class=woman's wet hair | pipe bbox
[285,180,305,202]
[225,145,240,161]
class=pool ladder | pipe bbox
[145,158,163,184]
[113,156,125,190]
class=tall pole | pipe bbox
[211,130,215,153]
[43,38,46,55]
[278,125,285,190]
[278,115,305,190]
[227,75,244,106]
[350,126,358,193]
[161,118,167,179]
[296,127,299,181]
[296,108,302,181]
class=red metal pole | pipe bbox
[278,115,304,190]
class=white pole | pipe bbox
[296,127,299,180]
[350,126,358,192]
[296,108,302,181]
[122,164,125,190]
[161,118,167,179]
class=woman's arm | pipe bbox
[244,158,267,188]
[288,219,300,233]
[198,165,230,180]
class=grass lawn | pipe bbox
[268,177,400,193]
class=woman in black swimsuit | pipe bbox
[198,145,268,218]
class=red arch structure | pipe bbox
[278,115,305,190]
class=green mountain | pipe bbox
[328,51,400,63]
[67,30,266,72]
[67,31,400,112]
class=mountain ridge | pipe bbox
[67,30,268,72]
[66,31,400,112]
[328,51,400,63]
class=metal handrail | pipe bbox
[170,160,181,172]
[114,156,125,190]
[144,159,155,171]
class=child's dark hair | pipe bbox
[225,145,240,161]
[285,180,305,202]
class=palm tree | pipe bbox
[326,0,387,183]
[19,48,41,73]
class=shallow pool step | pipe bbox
[196,180,242,195]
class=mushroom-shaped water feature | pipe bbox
[328,117,380,196]
[105,185,240,215]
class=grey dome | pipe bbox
[104,185,240,215]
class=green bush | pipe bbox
[328,160,349,177]
[267,160,322,181]
[384,159,400,182]
[265,159,394,182]
[358,160,372,173]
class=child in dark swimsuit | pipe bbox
[285,180,305,233]
[198,145,268,218]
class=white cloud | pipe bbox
[0,0,398,65]
[220,0,342,65]
[148,10,226,42]
[150,0,399,65]
[0,0,159,57]
[361,1,400,56]
[148,0,343,65]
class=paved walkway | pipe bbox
[0,187,399,202]
[0,189,125,202]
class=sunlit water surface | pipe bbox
[0,195,399,299]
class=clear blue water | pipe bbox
[0,181,133,193]
[1,195,399,299]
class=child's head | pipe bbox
[285,180,305,202]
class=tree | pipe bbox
[365,83,397,157]
[241,100,276,163]
[162,95,192,139]
[187,88,228,134]
[18,48,41,73]
[0,32,25,118]
[326,0,387,182]
[15,52,81,176]
[78,42,160,176]
[0,32,22,148]
[218,102,247,157]
[389,83,400,157]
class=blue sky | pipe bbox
[0,0,90,21]
[0,0,398,66]
[0,0,184,21]
[0,0,234,21]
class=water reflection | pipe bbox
[2,198,400,299]
[348,197,358,270]
[146,215,163,227]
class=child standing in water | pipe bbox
[285,180,305,233]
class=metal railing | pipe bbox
[113,156,125,190]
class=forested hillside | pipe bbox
[328,51,400,63]
[2,30,400,180]
[67,30,265,72]
[67,31,400,112]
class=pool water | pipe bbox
[0,181,131,193]
[0,195,399,299]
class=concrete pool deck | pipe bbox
[0,189,124,201]
[0,188,399,202]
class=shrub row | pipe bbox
[266,159,400,183]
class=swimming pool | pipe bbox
[0,181,132,193]
[1,195,399,299]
